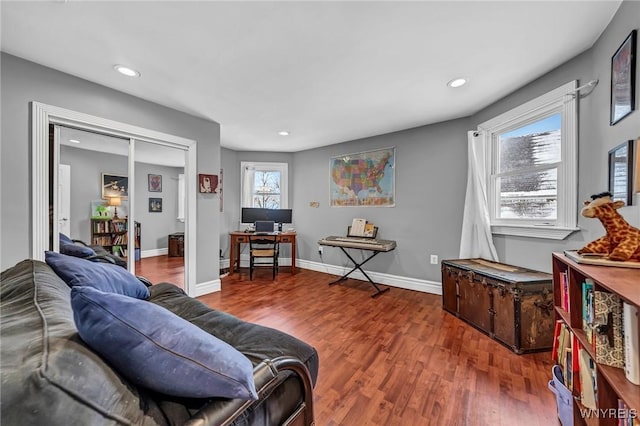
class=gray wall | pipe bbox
[221,1,639,281]
[470,0,640,272]
[60,145,128,243]
[220,149,294,259]
[1,53,220,285]
[60,146,184,250]
[134,162,185,251]
[292,119,469,282]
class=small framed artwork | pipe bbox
[149,197,163,213]
[610,30,636,125]
[148,174,162,192]
[199,173,218,193]
[608,140,634,206]
[102,173,128,199]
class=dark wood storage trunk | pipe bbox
[441,258,554,354]
[168,232,184,257]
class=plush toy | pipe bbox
[578,192,640,262]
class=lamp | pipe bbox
[107,196,122,219]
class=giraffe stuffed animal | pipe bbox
[578,192,640,262]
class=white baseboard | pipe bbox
[192,279,221,297]
[296,259,442,295]
[141,248,168,258]
[219,256,442,295]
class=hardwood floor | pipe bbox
[135,255,185,288]
[140,257,558,425]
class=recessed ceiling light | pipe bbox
[447,78,467,88]
[68,139,81,144]
[278,130,290,136]
[113,65,141,77]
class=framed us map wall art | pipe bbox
[330,147,395,207]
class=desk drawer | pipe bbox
[279,235,293,243]
[235,235,249,243]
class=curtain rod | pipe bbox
[472,79,599,137]
[570,79,598,98]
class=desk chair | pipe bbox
[248,234,279,280]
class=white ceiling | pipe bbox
[59,127,186,168]
[1,1,621,153]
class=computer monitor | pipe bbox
[269,209,292,225]
[241,208,292,230]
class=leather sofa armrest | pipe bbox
[185,356,315,426]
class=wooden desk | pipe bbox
[229,231,296,275]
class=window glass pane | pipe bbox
[498,114,561,173]
[252,171,281,208]
[497,168,557,219]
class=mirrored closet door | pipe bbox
[53,126,187,287]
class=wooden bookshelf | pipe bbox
[552,252,640,426]
[91,219,141,260]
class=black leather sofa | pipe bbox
[0,259,318,425]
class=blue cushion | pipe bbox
[59,233,73,244]
[59,241,96,258]
[71,286,258,400]
[45,251,149,299]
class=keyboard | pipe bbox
[334,236,375,243]
[318,236,397,252]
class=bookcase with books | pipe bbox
[552,252,639,426]
[91,219,141,260]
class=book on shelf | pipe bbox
[623,302,640,385]
[554,321,582,392]
[559,270,569,312]
[112,246,127,257]
[578,347,597,410]
[552,320,563,362]
[582,278,595,346]
[594,291,625,369]
[617,399,638,426]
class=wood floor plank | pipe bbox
[140,256,557,425]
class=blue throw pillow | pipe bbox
[71,286,258,400]
[59,233,73,244]
[60,241,96,258]
[45,251,149,299]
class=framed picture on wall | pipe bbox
[608,140,634,206]
[102,173,128,199]
[148,174,162,192]
[610,30,636,125]
[149,197,163,213]
[199,173,218,193]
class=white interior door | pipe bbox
[58,164,71,237]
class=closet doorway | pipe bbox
[33,102,197,295]
[56,127,188,288]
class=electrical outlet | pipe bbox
[430,254,438,265]
[318,246,323,255]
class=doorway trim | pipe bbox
[32,102,198,295]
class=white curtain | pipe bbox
[241,165,254,207]
[177,174,185,222]
[459,131,499,261]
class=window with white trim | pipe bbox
[241,162,288,208]
[478,81,579,240]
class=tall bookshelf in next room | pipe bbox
[552,252,639,426]
[91,218,141,260]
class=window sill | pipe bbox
[491,224,579,240]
